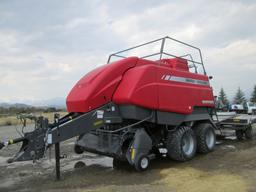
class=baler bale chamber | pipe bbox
[0,36,218,178]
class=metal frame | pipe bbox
[107,36,206,75]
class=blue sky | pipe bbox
[0,0,255,104]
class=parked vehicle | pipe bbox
[231,102,256,114]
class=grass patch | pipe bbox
[0,112,67,127]
[0,116,19,126]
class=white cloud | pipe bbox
[0,0,255,103]
[204,39,256,99]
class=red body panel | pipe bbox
[66,57,214,114]
[66,57,138,112]
[113,59,158,109]
[156,65,214,114]
[160,58,189,71]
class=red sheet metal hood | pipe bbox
[66,57,138,113]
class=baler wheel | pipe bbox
[195,123,216,153]
[134,154,150,171]
[74,144,84,154]
[167,126,196,161]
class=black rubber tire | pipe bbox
[194,123,216,154]
[74,144,84,154]
[112,158,129,170]
[134,154,150,172]
[166,126,196,161]
[245,126,253,140]
[236,130,244,140]
[74,161,86,169]
[7,158,14,163]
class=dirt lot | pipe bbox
[1,124,256,192]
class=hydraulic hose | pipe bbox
[0,137,25,150]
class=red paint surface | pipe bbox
[66,57,214,114]
[66,57,138,112]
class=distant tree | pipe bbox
[0,106,45,115]
[44,107,57,113]
[233,87,246,104]
[218,88,229,105]
[250,85,256,103]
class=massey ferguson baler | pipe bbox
[0,37,218,178]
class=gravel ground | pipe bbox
[0,124,256,192]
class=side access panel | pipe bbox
[157,65,214,114]
[157,107,212,125]
[113,60,158,110]
[118,105,212,126]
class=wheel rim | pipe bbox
[205,129,215,149]
[181,133,194,156]
[140,157,149,169]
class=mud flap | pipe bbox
[126,128,152,165]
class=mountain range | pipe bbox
[0,97,66,109]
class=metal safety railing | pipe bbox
[107,36,206,75]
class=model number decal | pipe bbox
[96,110,104,119]
[202,100,214,104]
[161,75,209,86]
